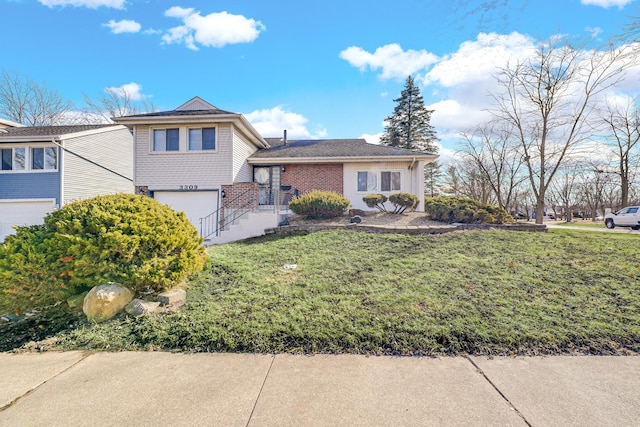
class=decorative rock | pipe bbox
[83,282,134,323]
[125,299,161,316]
[349,209,366,217]
[350,215,362,224]
[157,289,186,311]
[67,291,89,310]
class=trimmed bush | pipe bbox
[289,190,350,219]
[424,196,514,224]
[388,192,419,214]
[0,194,207,313]
[362,194,388,212]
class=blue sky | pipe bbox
[2,0,639,155]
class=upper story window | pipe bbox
[153,129,179,152]
[32,147,57,170]
[0,146,53,172]
[189,128,216,151]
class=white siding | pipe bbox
[134,123,234,190]
[343,161,425,212]
[62,127,134,205]
[232,125,257,182]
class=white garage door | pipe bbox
[153,191,219,235]
[0,199,56,242]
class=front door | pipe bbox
[254,166,280,205]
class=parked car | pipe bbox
[604,206,640,230]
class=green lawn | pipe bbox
[552,221,606,228]
[49,228,640,356]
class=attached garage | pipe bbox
[152,191,219,236]
[0,199,56,242]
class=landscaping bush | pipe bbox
[388,192,419,214]
[289,190,350,219]
[362,194,388,211]
[0,194,207,314]
[424,196,514,224]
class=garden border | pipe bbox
[266,222,547,236]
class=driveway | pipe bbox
[545,221,640,234]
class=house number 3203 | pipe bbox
[179,185,198,191]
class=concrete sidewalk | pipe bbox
[0,352,638,426]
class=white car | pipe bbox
[604,206,640,230]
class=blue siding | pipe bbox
[0,172,61,204]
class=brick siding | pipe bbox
[221,182,259,209]
[281,164,343,196]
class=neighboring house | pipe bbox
[0,124,134,242]
[115,97,437,244]
[0,118,25,129]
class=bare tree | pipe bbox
[580,160,614,220]
[81,86,156,124]
[0,69,73,126]
[458,123,526,211]
[491,41,633,223]
[444,160,494,204]
[598,97,640,207]
[548,163,583,222]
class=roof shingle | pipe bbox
[250,138,435,159]
[0,124,121,138]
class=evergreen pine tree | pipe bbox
[381,75,441,195]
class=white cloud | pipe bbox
[580,0,634,8]
[585,26,603,38]
[339,44,438,80]
[105,82,146,101]
[427,99,491,131]
[103,19,141,34]
[162,7,265,50]
[38,0,125,8]
[245,106,325,140]
[424,32,535,87]
[360,133,382,145]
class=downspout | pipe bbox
[53,137,63,208]
[408,157,416,194]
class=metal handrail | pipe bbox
[199,186,257,240]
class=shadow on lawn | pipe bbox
[0,305,81,352]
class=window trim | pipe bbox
[151,128,180,152]
[356,170,402,193]
[188,127,217,152]
[0,145,57,173]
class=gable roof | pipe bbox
[0,124,126,142]
[114,97,268,149]
[248,138,438,164]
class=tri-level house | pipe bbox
[115,97,437,244]
[0,124,133,242]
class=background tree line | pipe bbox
[0,68,154,126]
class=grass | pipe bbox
[552,220,606,228]
[40,228,640,356]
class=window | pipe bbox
[0,146,52,172]
[14,148,25,170]
[357,172,377,192]
[358,171,401,192]
[189,128,215,151]
[153,129,179,151]
[31,147,57,170]
[1,149,11,170]
[381,171,401,191]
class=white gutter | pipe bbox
[247,154,438,164]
